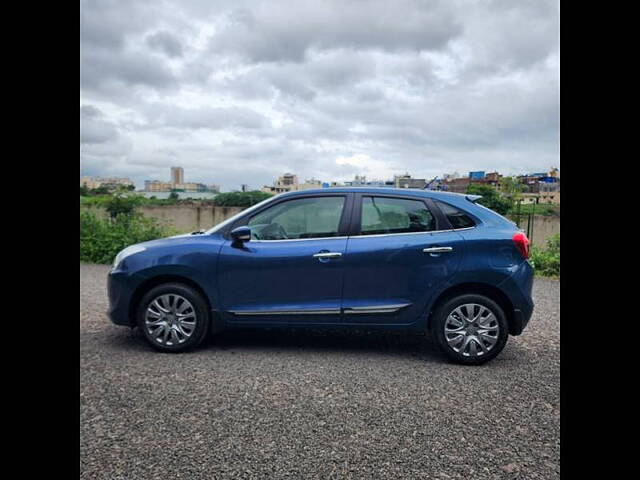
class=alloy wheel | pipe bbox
[444,303,500,357]
[145,294,197,346]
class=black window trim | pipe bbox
[430,199,479,230]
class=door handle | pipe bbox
[422,246,453,253]
[313,252,342,259]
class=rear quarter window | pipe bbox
[436,201,476,229]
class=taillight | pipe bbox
[512,232,530,259]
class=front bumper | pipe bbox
[107,269,141,326]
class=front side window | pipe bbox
[436,201,476,229]
[247,196,345,240]
[360,196,435,235]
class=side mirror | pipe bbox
[230,226,251,244]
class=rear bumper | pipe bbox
[498,260,535,336]
[510,306,533,335]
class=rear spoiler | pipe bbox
[466,194,482,203]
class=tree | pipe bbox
[80,185,88,196]
[500,176,525,202]
[465,184,512,215]
[104,193,143,219]
[168,191,180,202]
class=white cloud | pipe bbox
[80,0,559,191]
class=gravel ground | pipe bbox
[80,263,559,479]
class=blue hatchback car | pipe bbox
[108,188,534,365]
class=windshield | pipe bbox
[206,196,277,234]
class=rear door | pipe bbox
[341,193,465,324]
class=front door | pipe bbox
[218,194,352,324]
[341,194,465,324]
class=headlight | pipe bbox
[112,245,146,270]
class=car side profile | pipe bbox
[108,188,534,365]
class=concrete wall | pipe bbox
[508,215,560,247]
[83,205,244,232]
[139,205,244,232]
[82,204,560,245]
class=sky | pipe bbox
[80,0,559,192]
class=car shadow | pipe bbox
[101,325,448,363]
[103,325,531,366]
[205,327,451,363]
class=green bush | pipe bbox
[104,194,144,219]
[80,210,176,264]
[508,203,559,217]
[213,190,273,207]
[465,184,512,215]
[530,233,560,277]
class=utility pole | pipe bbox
[529,197,538,246]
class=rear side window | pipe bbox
[360,196,435,235]
[436,201,476,229]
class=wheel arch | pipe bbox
[427,282,518,335]
[128,274,213,328]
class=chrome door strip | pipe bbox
[228,303,411,316]
[229,308,341,316]
[251,236,348,243]
[343,303,411,314]
[346,226,477,239]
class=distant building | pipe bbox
[81,176,134,190]
[516,174,542,193]
[145,180,172,192]
[171,167,184,185]
[394,174,427,189]
[516,171,560,194]
[521,191,560,205]
[144,167,217,193]
[173,182,209,192]
[441,177,471,193]
[262,174,322,194]
[145,181,209,193]
[343,175,394,188]
[80,176,100,189]
[540,191,560,204]
[442,172,461,180]
[463,171,502,189]
[484,171,501,184]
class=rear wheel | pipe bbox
[136,283,210,352]
[432,294,508,365]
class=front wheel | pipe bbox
[136,283,210,352]
[432,294,509,365]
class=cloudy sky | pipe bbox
[80,0,559,191]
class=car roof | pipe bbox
[279,187,475,202]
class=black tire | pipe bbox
[136,283,210,353]
[431,294,508,365]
